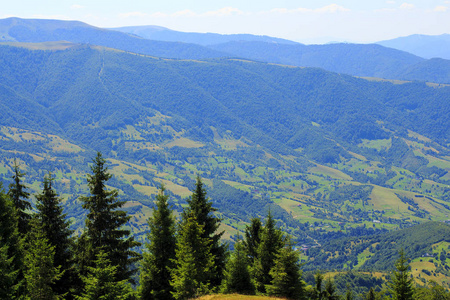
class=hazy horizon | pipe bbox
[2,0,450,44]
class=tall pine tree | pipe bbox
[78,152,141,283]
[0,239,18,299]
[24,217,62,300]
[78,251,135,300]
[313,272,325,300]
[220,236,254,295]
[183,175,227,288]
[266,238,306,300]
[35,173,75,298]
[0,183,23,299]
[323,278,339,300]
[389,249,414,300]
[243,217,263,264]
[8,162,31,235]
[252,211,284,294]
[139,185,176,300]
[170,215,215,300]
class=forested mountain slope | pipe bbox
[2,18,450,84]
[208,41,450,83]
[305,222,450,288]
[0,43,449,247]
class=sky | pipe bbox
[2,0,450,43]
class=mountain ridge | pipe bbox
[2,17,450,84]
[112,24,300,46]
[377,33,450,60]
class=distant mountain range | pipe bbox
[0,17,226,59]
[1,17,450,83]
[112,25,299,46]
[377,33,450,60]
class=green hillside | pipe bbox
[0,43,449,248]
[305,222,450,287]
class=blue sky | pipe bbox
[2,1,450,43]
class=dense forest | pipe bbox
[1,153,450,300]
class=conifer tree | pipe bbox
[344,284,354,300]
[24,217,62,300]
[252,211,284,293]
[170,215,215,300]
[78,250,135,300]
[35,173,74,298]
[365,288,376,300]
[266,238,305,300]
[8,162,31,235]
[0,240,18,299]
[389,249,414,300]
[139,186,176,300]
[79,152,141,282]
[323,278,339,300]
[0,183,23,299]
[183,175,227,288]
[243,217,263,263]
[313,272,325,300]
[221,236,254,295]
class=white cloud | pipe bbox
[171,9,196,17]
[374,8,396,12]
[316,4,350,13]
[150,12,168,18]
[203,7,244,17]
[434,5,448,12]
[269,7,311,14]
[70,4,84,10]
[268,4,349,15]
[119,12,149,18]
[399,3,415,10]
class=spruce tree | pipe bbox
[0,183,23,299]
[252,211,284,293]
[79,152,141,282]
[183,175,227,288]
[139,186,176,300]
[313,272,325,300]
[35,173,75,298]
[266,238,305,300]
[78,250,135,300]
[24,217,62,300]
[389,249,414,300]
[323,278,339,300]
[170,215,215,300]
[365,287,376,300]
[0,240,18,299]
[221,236,254,295]
[243,217,262,264]
[344,284,354,300]
[8,162,31,235]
